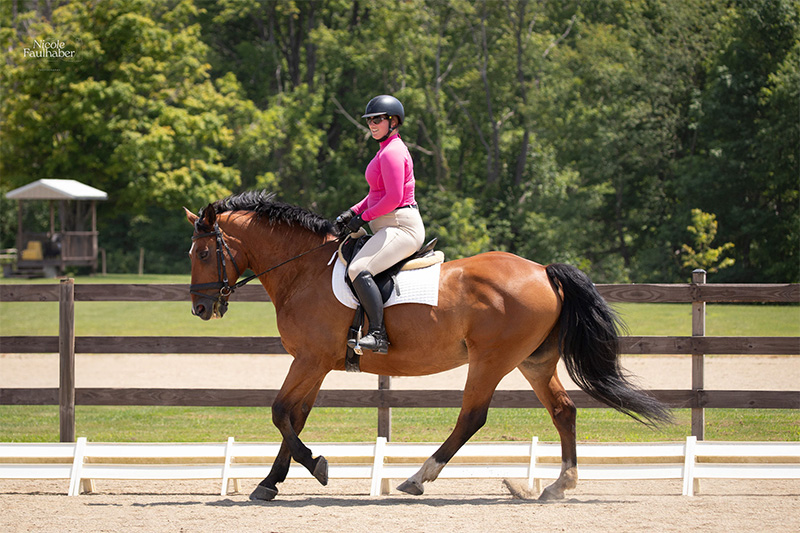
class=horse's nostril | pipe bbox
[194,304,205,317]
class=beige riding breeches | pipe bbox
[347,206,425,281]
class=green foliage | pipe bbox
[0,0,264,271]
[676,0,799,282]
[423,192,491,259]
[680,209,735,275]
[0,183,20,249]
[1,1,243,213]
[1,0,796,281]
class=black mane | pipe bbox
[201,191,335,236]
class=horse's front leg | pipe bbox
[249,382,322,501]
[249,440,292,501]
[249,363,328,501]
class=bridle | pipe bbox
[189,221,338,314]
[189,223,240,315]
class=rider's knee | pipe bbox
[348,261,371,282]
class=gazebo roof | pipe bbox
[6,179,108,201]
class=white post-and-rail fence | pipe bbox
[1,436,798,497]
[1,273,798,442]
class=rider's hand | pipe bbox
[335,209,355,225]
[334,209,356,236]
[346,214,366,233]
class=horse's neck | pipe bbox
[245,222,331,307]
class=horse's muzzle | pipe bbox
[192,295,228,320]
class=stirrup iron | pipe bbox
[354,329,389,354]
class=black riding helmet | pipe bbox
[362,95,405,124]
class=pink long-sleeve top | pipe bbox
[350,133,416,222]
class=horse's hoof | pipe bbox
[537,487,565,501]
[396,479,424,496]
[249,485,278,502]
[502,479,535,500]
[313,456,329,486]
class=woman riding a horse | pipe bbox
[335,95,425,354]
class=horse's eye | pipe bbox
[198,250,210,260]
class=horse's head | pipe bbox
[185,205,246,320]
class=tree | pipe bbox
[199,0,324,103]
[0,0,253,272]
[751,32,799,281]
[2,0,796,280]
[680,209,735,275]
[679,0,799,281]
[1,0,247,212]
[536,0,730,281]
[424,192,491,259]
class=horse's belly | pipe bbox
[358,345,468,377]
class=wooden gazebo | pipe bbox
[5,179,107,277]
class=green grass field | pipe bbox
[1,274,798,443]
[0,406,797,443]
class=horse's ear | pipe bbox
[184,207,198,226]
[201,204,216,226]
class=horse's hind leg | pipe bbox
[517,334,578,500]
[397,360,506,496]
[531,374,578,500]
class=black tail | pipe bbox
[545,263,672,427]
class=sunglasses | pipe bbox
[365,115,389,126]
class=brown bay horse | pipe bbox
[186,191,671,501]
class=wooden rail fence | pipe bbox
[1,271,798,443]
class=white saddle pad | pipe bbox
[330,254,441,309]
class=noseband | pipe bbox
[190,221,340,311]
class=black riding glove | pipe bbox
[334,209,355,236]
[346,214,366,233]
[335,209,355,225]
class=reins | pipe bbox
[190,222,340,304]
[232,236,338,290]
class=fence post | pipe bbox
[691,269,706,440]
[378,375,391,441]
[59,278,76,443]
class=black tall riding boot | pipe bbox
[349,271,390,354]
